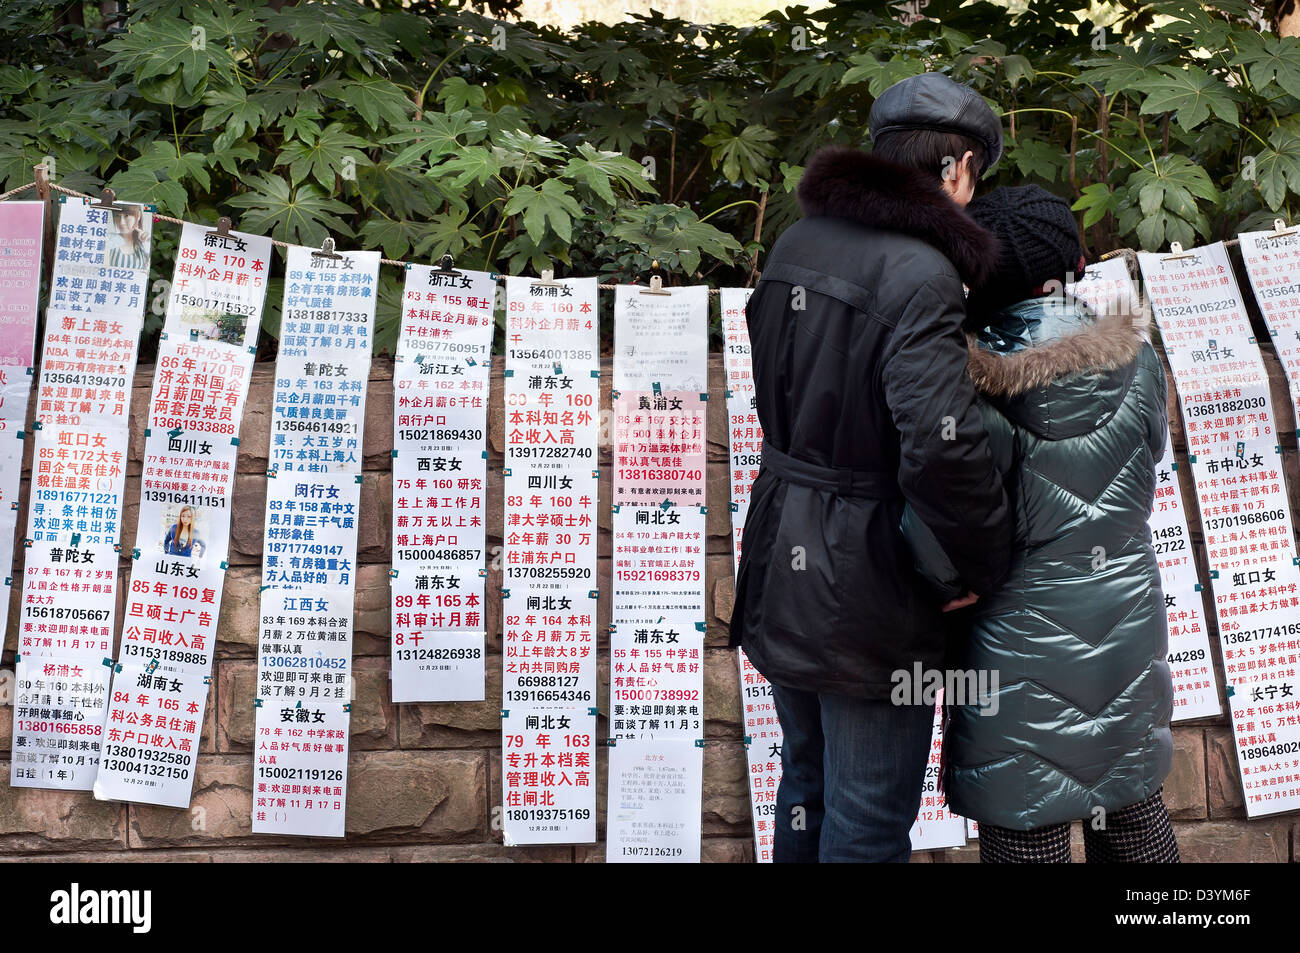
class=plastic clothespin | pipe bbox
[1161,241,1195,263]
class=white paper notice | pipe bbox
[1137,242,1255,349]
[93,661,209,808]
[165,221,272,347]
[389,264,493,703]
[501,707,596,846]
[606,738,703,863]
[251,701,351,837]
[119,558,225,674]
[261,472,362,590]
[1237,228,1300,423]
[1066,256,1141,320]
[501,272,600,846]
[27,424,128,546]
[1227,679,1300,818]
[1149,443,1220,719]
[739,649,781,863]
[16,539,118,659]
[722,287,784,863]
[9,654,112,790]
[256,587,354,702]
[909,695,967,852]
[1162,583,1221,720]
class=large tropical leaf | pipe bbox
[225,174,356,246]
[275,121,369,188]
[700,124,779,185]
[1132,65,1240,131]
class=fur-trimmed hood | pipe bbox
[965,294,1155,439]
[797,146,1000,288]
[967,296,1153,397]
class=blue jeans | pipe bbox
[770,684,933,863]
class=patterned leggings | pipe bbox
[978,788,1180,863]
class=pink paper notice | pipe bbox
[0,201,45,366]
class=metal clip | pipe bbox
[639,259,671,295]
[312,236,343,260]
[1266,217,1296,239]
[90,187,128,212]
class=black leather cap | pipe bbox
[868,73,1003,175]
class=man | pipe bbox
[728,73,1014,862]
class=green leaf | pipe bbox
[1074,43,1176,96]
[414,206,481,262]
[430,146,502,189]
[494,128,569,165]
[692,86,745,127]
[562,141,654,205]
[276,122,369,189]
[778,161,803,195]
[1002,54,1034,89]
[383,110,487,169]
[107,166,187,217]
[775,56,846,98]
[625,76,687,118]
[1251,129,1300,211]
[700,124,779,185]
[1122,155,1218,249]
[1071,183,1118,229]
[192,4,266,49]
[503,178,583,245]
[579,39,650,84]
[1230,32,1300,100]
[226,174,356,247]
[318,74,412,131]
[210,140,260,176]
[359,217,423,260]
[105,18,234,93]
[609,203,742,275]
[134,140,211,193]
[264,7,397,66]
[279,107,323,145]
[1006,138,1062,182]
[841,54,927,97]
[436,77,488,113]
[202,86,266,142]
[1132,65,1240,131]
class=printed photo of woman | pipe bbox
[162,505,206,559]
[107,203,151,271]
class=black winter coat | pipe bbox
[728,146,1014,698]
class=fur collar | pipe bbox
[965,299,1153,398]
[796,145,1000,287]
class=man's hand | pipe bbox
[941,591,979,612]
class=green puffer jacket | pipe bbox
[902,293,1174,830]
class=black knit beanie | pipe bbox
[965,185,1084,318]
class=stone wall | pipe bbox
[1,340,1298,863]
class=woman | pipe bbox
[163,506,203,558]
[903,185,1177,862]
